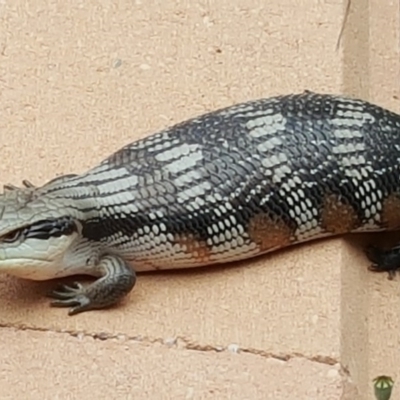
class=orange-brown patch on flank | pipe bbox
[381,194,400,230]
[320,194,360,234]
[247,213,294,252]
[174,233,211,264]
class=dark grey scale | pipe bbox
[81,216,112,242]
[81,212,142,243]
[43,174,80,188]
[177,113,237,144]
[201,150,259,194]
[290,159,364,222]
[82,209,184,245]
[296,93,344,118]
[182,211,213,237]
[167,207,237,246]
[375,169,400,199]
[235,188,299,236]
[170,212,215,243]
[350,124,400,212]
[107,133,171,170]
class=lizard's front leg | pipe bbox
[49,254,136,315]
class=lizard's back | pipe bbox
[42,92,400,271]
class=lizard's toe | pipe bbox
[50,296,92,315]
[48,282,93,315]
[48,282,85,299]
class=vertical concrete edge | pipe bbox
[341,1,400,398]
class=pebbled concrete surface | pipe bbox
[0,1,399,399]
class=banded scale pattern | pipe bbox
[26,91,400,272]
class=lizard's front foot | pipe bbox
[365,244,400,280]
[48,255,136,315]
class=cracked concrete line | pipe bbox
[0,322,339,366]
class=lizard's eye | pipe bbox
[1,229,22,243]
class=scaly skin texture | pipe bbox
[0,91,399,315]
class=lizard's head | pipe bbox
[0,187,82,280]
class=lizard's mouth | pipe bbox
[0,258,56,280]
[0,234,78,281]
[0,256,53,262]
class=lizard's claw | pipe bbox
[49,282,85,298]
